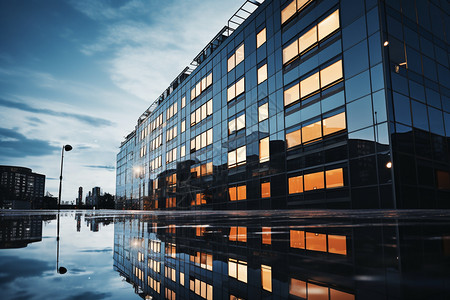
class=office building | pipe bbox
[77,186,83,207]
[116,0,450,210]
[0,166,45,209]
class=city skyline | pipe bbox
[0,0,244,201]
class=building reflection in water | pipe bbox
[0,215,55,249]
[112,212,450,300]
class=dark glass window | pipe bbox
[344,40,369,79]
[411,100,429,131]
[393,92,412,125]
[342,16,367,50]
[347,95,373,132]
[428,107,445,136]
[345,70,371,102]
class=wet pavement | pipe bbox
[1,209,450,299]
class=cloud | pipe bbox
[0,98,114,127]
[83,165,115,171]
[0,255,53,284]
[0,127,59,158]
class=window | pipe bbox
[181,145,186,157]
[166,148,177,163]
[289,278,306,298]
[320,60,343,87]
[227,77,245,102]
[148,276,160,293]
[191,99,213,126]
[318,9,340,40]
[148,258,161,273]
[190,252,213,271]
[191,129,213,152]
[261,182,270,198]
[166,125,177,142]
[181,96,186,108]
[228,146,246,168]
[258,103,268,122]
[229,226,247,242]
[257,64,268,84]
[304,171,324,191]
[257,28,266,48]
[283,40,298,64]
[181,120,186,132]
[322,111,345,135]
[288,175,303,194]
[228,44,245,72]
[165,265,177,282]
[299,26,317,53]
[282,9,340,64]
[192,193,207,206]
[300,73,320,98]
[281,0,296,24]
[191,73,213,100]
[290,230,305,249]
[228,113,246,135]
[166,243,176,258]
[191,162,213,178]
[284,83,300,106]
[229,184,246,201]
[262,227,271,244]
[228,258,247,283]
[328,235,347,255]
[306,232,326,251]
[189,277,213,300]
[326,168,344,188]
[165,288,176,300]
[180,272,185,286]
[167,102,178,120]
[286,129,301,148]
[302,120,322,143]
[259,137,270,162]
[261,265,272,292]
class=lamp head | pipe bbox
[58,266,67,274]
[64,145,73,152]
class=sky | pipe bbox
[0,0,245,202]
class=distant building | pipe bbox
[0,166,45,209]
[77,186,83,206]
[85,186,102,207]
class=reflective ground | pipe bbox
[1,210,450,299]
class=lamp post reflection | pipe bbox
[56,144,72,274]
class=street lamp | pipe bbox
[58,145,72,209]
[56,144,72,274]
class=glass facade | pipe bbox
[116,0,450,210]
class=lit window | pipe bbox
[237,146,246,165]
[257,64,268,84]
[323,111,345,135]
[304,171,324,191]
[302,120,322,143]
[326,168,344,189]
[257,28,266,48]
[288,176,303,194]
[227,77,245,102]
[259,137,270,163]
[237,185,246,200]
[281,0,296,24]
[306,232,327,251]
[229,187,237,201]
[228,54,236,72]
[320,60,343,87]
[229,113,246,135]
[300,72,320,98]
[261,182,270,198]
[206,73,213,87]
[284,83,300,106]
[330,289,355,300]
[289,278,306,298]
[262,227,271,245]
[283,39,298,64]
[181,145,186,157]
[261,265,272,292]
[318,9,340,40]
[290,230,305,248]
[180,272,185,286]
[235,44,245,66]
[286,129,301,148]
[207,99,213,116]
[299,26,317,53]
[182,96,186,108]
[258,103,268,122]
[328,234,347,255]
[228,258,247,283]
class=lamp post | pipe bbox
[57,144,72,274]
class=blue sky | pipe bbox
[0,0,243,202]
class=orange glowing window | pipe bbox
[302,120,322,143]
[323,112,346,136]
[196,226,206,237]
[328,235,347,255]
[261,182,271,198]
[262,227,271,245]
[306,232,327,252]
[229,187,237,201]
[237,185,246,200]
[289,278,306,298]
[281,0,296,24]
[300,72,320,98]
[330,289,355,300]
[326,168,344,189]
[261,265,272,292]
[304,171,324,191]
[286,129,301,148]
[290,230,305,249]
[237,227,247,243]
[229,227,237,241]
[308,283,329,300]
[288,176,303,194]
[284,83,300,106]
